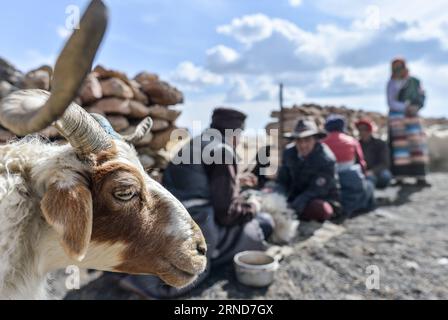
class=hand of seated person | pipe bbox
[261,187,273,193]
[230,196,259,223]
[288,196,306,216]
[238,172,258,188]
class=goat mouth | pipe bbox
[169,263,197,278]
[167,253,207,275]
[157,262,200,288]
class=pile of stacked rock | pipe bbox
[79,65,185,171]
[0,59,56,142]
[266,103,389,138]
[0,59,188,176]
[266,103,448,141]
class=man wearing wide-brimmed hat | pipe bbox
[276,119,341,221]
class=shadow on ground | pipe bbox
[65,177,442,300]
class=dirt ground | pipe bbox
[59,173,448,300]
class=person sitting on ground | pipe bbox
[322,115,375,217]
[276,119,341,222]
[250,145,272,190]
[355,118,392,189]
[119,107,274,299]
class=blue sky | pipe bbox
[1,0,447,130]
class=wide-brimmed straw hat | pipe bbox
[284,119,327,139]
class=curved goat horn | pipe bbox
[121,117,154,145]
[0,0,112,155]
[89,113,153,145]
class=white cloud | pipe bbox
[56,26,71,39]
[206,45,240,72]
[311,64,388,96]
[313,0,447,22]
[396,21,448,49]
[224,76,300,103]
[211,15,326,72]
[171,61,223,89]
[201,11,447,119]
[225,77,253,102]
[211,14,384,73]
[408,60,448,116]
[252,77,279,101]
[176,91,275,133]
[210,13,447,76]
[313,0,448,48]
[289,0,303,7]
[217,14,273,44]
[283,87,306,104]
[178,6,448,125]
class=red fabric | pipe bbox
[301,199,334,221]
[322,132,367,172]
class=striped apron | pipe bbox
[388,110,429,177]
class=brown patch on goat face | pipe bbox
[89,161,207,287]
[41,181,93,262]
[95,142,118,165]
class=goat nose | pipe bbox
[197,243,207,256]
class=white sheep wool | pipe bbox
[242,190,300,244]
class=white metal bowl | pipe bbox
[233,250,279,287]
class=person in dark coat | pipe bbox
[276,119,341,221]
[355,118,392,189]
[250,145,272,189]
[119,107,274,298]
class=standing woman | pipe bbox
[387,58,430,186]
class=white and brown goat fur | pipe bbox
[0,135,206,299]
[0,0,206,299]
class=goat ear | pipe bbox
[40,181,93,262]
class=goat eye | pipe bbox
[113,190,136,201]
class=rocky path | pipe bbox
[63,173,448,300]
